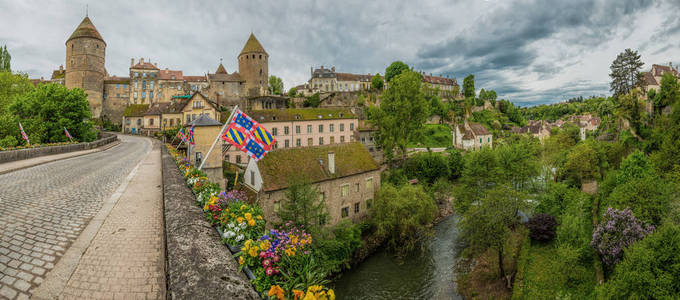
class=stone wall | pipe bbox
[0,132,117,163]
[161,146,259,300]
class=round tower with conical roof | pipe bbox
[65,16,106,118]
[237,33,268,96]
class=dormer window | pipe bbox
[317,115,322,119]
[295,115,300,120]
[272,116,277,121]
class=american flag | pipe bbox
[64,127,73,142]
[19,123,30,145]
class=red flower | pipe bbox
[265,267,274,276]
[262,259,271,268]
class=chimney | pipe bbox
[140,58,144,64]
[154,63,158,67]
[59,65,63,71]
[311,66,313,75]
[331,66,335,72]
[131,58,134,66]
[328,151,335,175]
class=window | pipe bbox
[103,93,107,99]
[307,125,312,134]
[116,84,120,89]
[296,139,301,147]
[250,171,255,186]
[285,140,290,148]
[330,124,334,132]
[124,84,127,89]
[236,155,242,163]
[274,202,281,212]
[354,202,360,213]
[134,81,138,89]
[319,137,323,145]
[272,128,278,136]
[341,207,349,218]
[480,138,482,143]
[366,177,373,190]
[340,123,345,131]
[284,126,289,135]
[307,138,313,146]
[296,126,301,134]
[192,114,196,121]
[134,91,138,99]
[274,141,278,149]
[142,92,146,99]
[150,91,154,99]
[318,125,323,133]
[169,119,174,126]
[143,80,147,89]
[116,93,120,98]
[366,199,373,209]
[225,155,229,162]
[149,119,154,126]
[136,119,142,126]
[150,81,154,89]
[350,123,354,131]
[186,115,190,123]
[488,137,490,142]
[340,136,345,143]
[341,184,349,197]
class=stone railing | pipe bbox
[0,132,118,164]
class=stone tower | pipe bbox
[237,33,268,96]
[65,16,106,118]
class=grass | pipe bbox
[407,124,452,148]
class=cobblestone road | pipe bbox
[0,135,152,300]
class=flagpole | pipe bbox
[199,105,238,170]
[175,139,184,150]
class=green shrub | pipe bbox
[0,135,17,148]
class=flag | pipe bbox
[244,139,268,161]
[64,127,73,142]
[19,123,30,145]
[230,108,276,151]
[252,124,274,151]
[176,128,186,143]
[231,110,256,131]
[186,125,195,145]
[221,124,250,152]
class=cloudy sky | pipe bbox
[1,0,679,106]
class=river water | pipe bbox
[332,215,463,300]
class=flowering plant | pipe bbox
[220,201,265,245]
[268,284,336,300]
[591,207,654,267]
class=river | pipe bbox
[332,215,463,300]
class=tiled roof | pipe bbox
[123,104,149,117]
[215,63,227,74]
[180,92,218,111]
[258,142,379,192]
[164,100,188,114]
[67,17,105,44]
[311,68,336,78]
[643,72,657,86]
[240,33,267,55]
[131,61,159,70]
[184,75,207,82]
[248,108,356,123]
[469,123,491,136]
[422,74,457,86]
[187,114,222,127]
[159,69,183,80]
[144,103,169,116]
[652,64,678,77]
[336,73,372,82]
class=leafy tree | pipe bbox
[527,213,557,242]
[459,185,528,285]
[590,208,654,268]
[384,61,409,82]
[303,93,320,107]
[0,45,10,72]
[447,148,463,179]
[605,173,674,226]
[560,142,601,186]
[268,75,284,95]
[9,83,96,143]
[0,71,33,113]
[496,137,541,190]
[597,223,680,299]
[652,72,680,112]
[287,87,297,98]
[371,73,384,90]
[429,95,445,117]
[536,182,584,218]
[609,49,644,96]
[615,150,654,185]
[403,151,449,184]
[371,70,428,163]
[277,179,328,233]
[463,74,475,99]
[371,184,437,256]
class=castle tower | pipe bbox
[65,16,106,118]
[237,33,268,96]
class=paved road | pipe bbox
[0,135,153,300]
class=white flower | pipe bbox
[224,231,236,238]
[239,222,247,229]
[235,234,244,242]
[228,223,234,229]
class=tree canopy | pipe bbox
[384,61,409,82]
[268,75,284,95]
[371,73,384,90]
[463,74,475,99]
[609,49,644,97]
[0,45,10,72]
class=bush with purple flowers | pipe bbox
[591,207,654,267]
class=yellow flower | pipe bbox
[244,240,252,250]
[248,219,256,227]
[293,289,305,300]
[291,236,298,245]
[238,256,245,265]
[268,285,285,300]
[248,246,259,257]
[308,285,323,294]
[244,212,252,220]
[240,205,247,210]
[257,215,263,220]
[303,291,316,300]
[327,289,335,300]
[203,204,209,211]
[237,217,244,224]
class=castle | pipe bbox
[47,16,270,124]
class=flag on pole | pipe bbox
[19,123,30,145]
[186,125,195,145]
[221,109,275,161]
[64,127,74,142]
[222,124,250,152]
[176,128,187,143]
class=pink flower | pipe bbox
[265,267,274,276]
[273,255,280,263]
[262,259,272,267]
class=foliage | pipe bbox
[218,199,266,245]
[559,141,601,186]
[312,221,363,274]
[597,223,680,300]
[277,179,328,233]
[384,61,409,82]
[371,73,384,90]
[0,45,10,72]
[535,182,584,219]
[495,137,541,190]
[605,175,674,226]
[615,89,644,131]
[371,184,437,256]
[0,71,32,113]
[527,213,557,242]
[463,74,475,99]
[304,93,321,108]
[591,208,654,268]
[652,72,680,113]
[402,151,450,184]
[447,149,463,180]
[371,70,428,163]
[269,75,284,95]
[609,48,644,97]
[288,87,297,98]
[406,124,451,148]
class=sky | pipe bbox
[1,0,679,106]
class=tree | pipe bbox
[527,213,557,242]
[590,208,654,268]
[459,185,528,286]
[463,74,475,99]
[652,72,680,112]
[384,61,409,82]
[0,71,33,113]
[287,87,297,98]
[496,136,541,190]
[560,142,601,186]
[371,184,437,257]
[403,151,450,184]
[277,179,328,232]
[597,223,680,299]
[371,73,384,90]
[447,149,463,179]
[609,49,644,96]
[303,93,320,107]
[0,45,10,72]
[268,75,284,95]
[371,70,428,163]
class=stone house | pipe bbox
[243,142,380,226]
[225,108,358,166]
[453,122,493,151]
[419,72,460,99]
[354,120,383,163]
[181,92,220,125]
[122,104,149,134]
[512,120,552,141]
[142,103,168,135]
[160,99,188,130]
[186,115,226,190]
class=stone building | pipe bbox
[641,63,679,95]
[186,115,226,190]
[121,104,149,134]
[355,120,383,163]
[453,121,493,151]
[102,75,130,124]
[224,108,358,166]
[64,16,106,118]
[238,33,269,97]
[307,66,376,93]
[181,92,220,125]
[243,142,380,226]
[420,72,460,99]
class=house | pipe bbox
[453,122,493,150]
[160,98,188,130]
[122,104,149,134]
[225,108,358,166]
[512,120,552,141]
[243,143,380,226]
[142,102,169,135]
[641,63,679,96]
[186,115,226,190]
[354,120,383,163]
[181,92,220,125]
